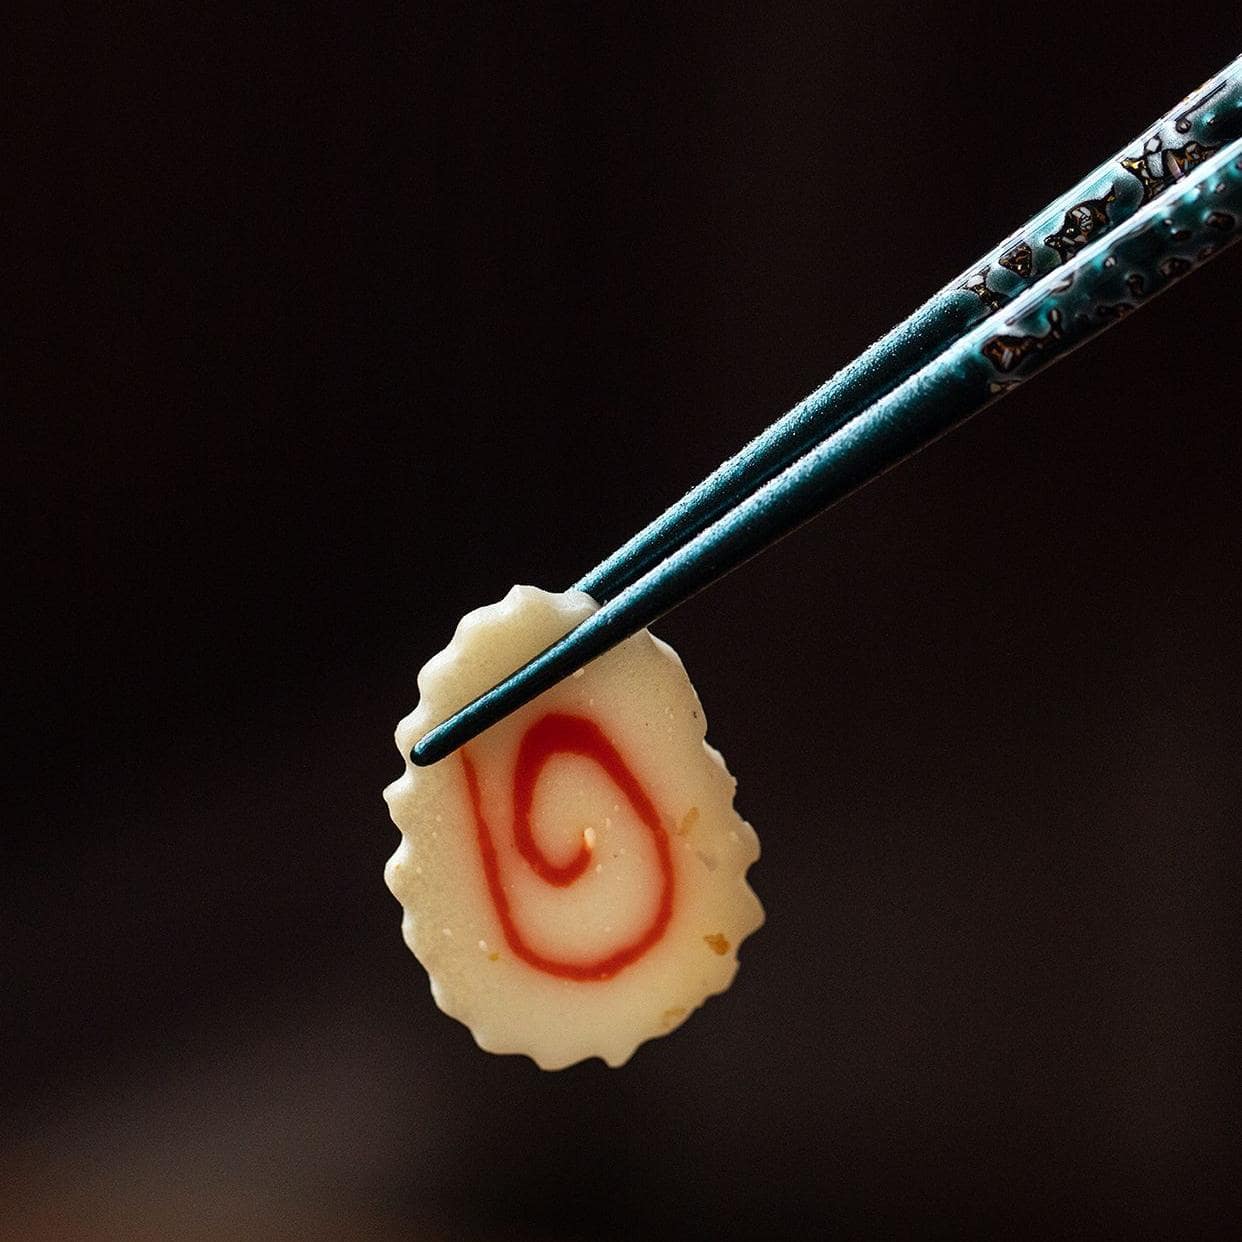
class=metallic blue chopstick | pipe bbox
[413,137,1242,767]
[576,53,1242,604]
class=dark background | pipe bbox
[7,5,1241,1239]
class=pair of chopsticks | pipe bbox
[413,53,1242,767]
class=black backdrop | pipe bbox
[7,6,1242,1239]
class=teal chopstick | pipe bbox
[412,137,1242,767]
[576,53,1242,604]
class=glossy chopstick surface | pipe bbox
[576,54,1242,604]
[412,136,1242,766]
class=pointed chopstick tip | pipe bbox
[411,722,454,767]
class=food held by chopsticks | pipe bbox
[385,587,763,1069]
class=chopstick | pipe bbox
[412,70,1242,768]
[576,52,1242,605]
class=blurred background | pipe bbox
[7,4,1242,1238]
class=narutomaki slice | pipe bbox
[384,586,763,1069]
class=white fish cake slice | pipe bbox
[384,585,763,1069]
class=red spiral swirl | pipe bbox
[460,712,675,981]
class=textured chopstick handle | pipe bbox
[578,54,1242,603]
